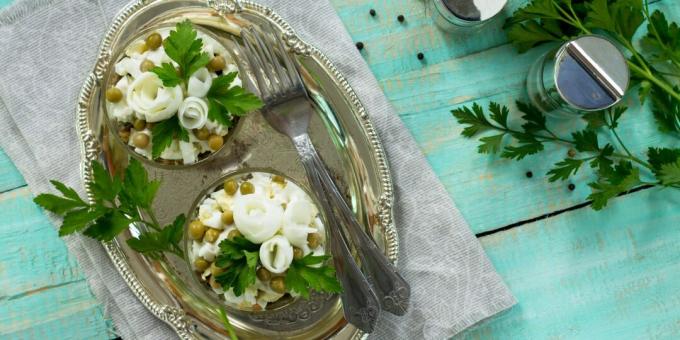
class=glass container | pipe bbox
[431,0,507,31]
[526,35,630,118]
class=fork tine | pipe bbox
[263,23,294,90]
[230,37,260,95]
[241,28,271,99]
[250,27,286,95]
[270,26,304,90]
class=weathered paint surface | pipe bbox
[0,185,114,339]
[460,188,680,339]
[330,0,680,233]
[2,0,680,338]
[329,0,680,338]
[0,2,114,336]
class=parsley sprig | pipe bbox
[206,72,264,127]
[151,115,189,159]
[212,236,342,298]
[452,0,680,210]
[453,102,680,210]
[214,236,260,296]
[285,254,343,299]
[151,20,210,86]
[148,20,263,158]
[34,159,184,257]
[504,0,680,134]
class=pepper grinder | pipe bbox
[431,0,508,31]
[526,35,630,118]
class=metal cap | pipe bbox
[554,35,629,111]
[441,0,507,22]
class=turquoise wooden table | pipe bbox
[2,0,680,339]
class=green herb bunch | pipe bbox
[34,159,185,257]
[453,102,679,209]
[285,253,343,298]
[452,0,680,210]
[149,20,263,159]
[212,236,342,298]
[505,0,680,126]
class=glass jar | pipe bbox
[526,35,630,118]
[431,0,507,31]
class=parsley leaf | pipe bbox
[647,147,680,176]
[451,103,495,137]
[150,115,189,159]
[206,72,264,127]
[588,161,641,210]
[285,254,342,299]
[82,210,133,241]
[35,159,184,256]
[572,129,599,152]
[659,159,680,186]
[582,111,607,129]
[641,10,680,68]
[214,236,260,296]
[585,0,644,44]
[151,63,182,87]
[501,133,544,160]
[649,85,680,134]
[505,20,562,53]
[517,100,547,133]
[452,101,550,160]
[60,206,110,236]
[478,134,505,154]
[91,161,121,203]
[127,214,186,259]
[119,158,161,210]
[591,144,615,176]
[548,158,585,182]
[163,20,211,82]
[503,0,582,52]
[489,101,509,128]
[34,181,87,215]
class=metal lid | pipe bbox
[441,0,507,22]
[554,35,629,111]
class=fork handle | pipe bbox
[293,134,411,316]
[294,134,381,332]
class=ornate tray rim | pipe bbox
[75,0,398,338]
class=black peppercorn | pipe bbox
[370,9,376,16]
[568,183,576,191]
[525,171,533,178]
[417,52,424,60]
[397,15,405,23]
[356,41,364,50]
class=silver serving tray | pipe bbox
[75,0,398,339]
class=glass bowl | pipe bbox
[182,168,332,313]
[101,23,246,168]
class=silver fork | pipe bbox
[236,25,410,322]
[236,25,379,332]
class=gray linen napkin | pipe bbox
[0,0,516,339]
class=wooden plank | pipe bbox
[0,281,112,338]
[0,148,25,193]
[0,187,113,339]
[457,188,680,339]
[329,0,680,233]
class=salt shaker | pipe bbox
[431,0,508,31]
[526,35,630,118]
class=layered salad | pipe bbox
[188,172,340,310]
[105,21,262,165]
